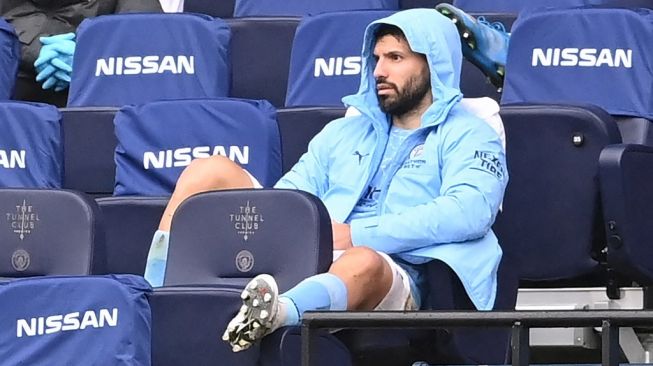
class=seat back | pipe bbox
[165,189,332,292]
[96,196,168,275]
[276,107,347,173]
[285,10,394,107]
[493,104,622,281]
[0,275,151,365]
[113,98,281,196]
[61,107,118,196]
[184,0,236,17]
[0,18,19,100]
[228,17,300,107]
[234,0,399,17]
[0,102,63,188]
[502,7,653,121]
[69,13,231,107]
[0,189,105,278]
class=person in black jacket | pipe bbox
[0,0,162,107]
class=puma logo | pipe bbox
[353,151,369,165]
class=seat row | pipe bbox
[3,102,653,362]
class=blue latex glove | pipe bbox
[34,33,76,90]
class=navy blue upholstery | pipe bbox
[184,0,236,17]
[227,17,300,107]
[0,275,151,365]
[0,102,63,188]
[400,0,451,9]
[494,104,622,281]
[285,10,394,107]
[165,189,332,291]
[113,98,281,196]
[69,13,231,107]
[276,107,347,173]
[0,18,19,100]
[61,107,118,196]
[0,189,105,278]
[150,286,260,366]
[599,144,653,285]
[234,0,399,17]
[96,196,168,275]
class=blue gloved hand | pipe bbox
[34,33,76,91]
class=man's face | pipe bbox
[373,34,431,116]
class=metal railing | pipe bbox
[301,310,653,366]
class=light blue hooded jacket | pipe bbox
[275,9,508,310]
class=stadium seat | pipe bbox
[157,189,336,365]
[227,17,300,107]
[502,7,653,143]
[113,98,281,196]
[276,107,347,173]
[0,188,105,278]
[61,107,118,196]
[400,0,451,9]
[68,13,231,107]
[164,189,332,288]
[96,196,168,275]
[233,0,399,17]
[285,10,510,107]
[0,275,151,365]
[184,0,236,17]
[285,10,394,108]
[0,102,63,188]
[452,0,645,13]
[0,18,19,100]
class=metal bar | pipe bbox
[301,321,312,366]
[511,321,529,366]
[302,310,653,329]
[602,319,620,366]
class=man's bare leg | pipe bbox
[145,155,254,287]
[158,155,255,231]
[224,246,395,351]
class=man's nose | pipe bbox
[373,59,386,79]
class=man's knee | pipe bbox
[331,246,387,277]
[176,155,247,192]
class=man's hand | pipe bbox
[332,221,353,250]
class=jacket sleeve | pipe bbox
[273,122,335,197]
[350,118,508,254]
[115,0,163,13]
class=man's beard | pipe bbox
[377,73,431,117]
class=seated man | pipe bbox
[144,8,508,352]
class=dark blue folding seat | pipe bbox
[227,17,300,107]
[502,7,653,144]
[151,189,343,366]
[233,0,399,17]
[68,13,231,107]
[284,10,394,108]
[400,0,449,9]
[494,104,621,283]
[61,107,118,196]
[0,18,19,100]
[184,0,236,17]
[0,188,105,278]
[599,144,653,286]
[276,107,347,173]
[96,196,168,275]
[452,0,650,12]
[0,102,63,188]
[113,98,281,196]
[0,275,151,365]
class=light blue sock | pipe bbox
[277,273,348,327]
[143,230,169,287]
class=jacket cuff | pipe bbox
[350,216,380,248]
